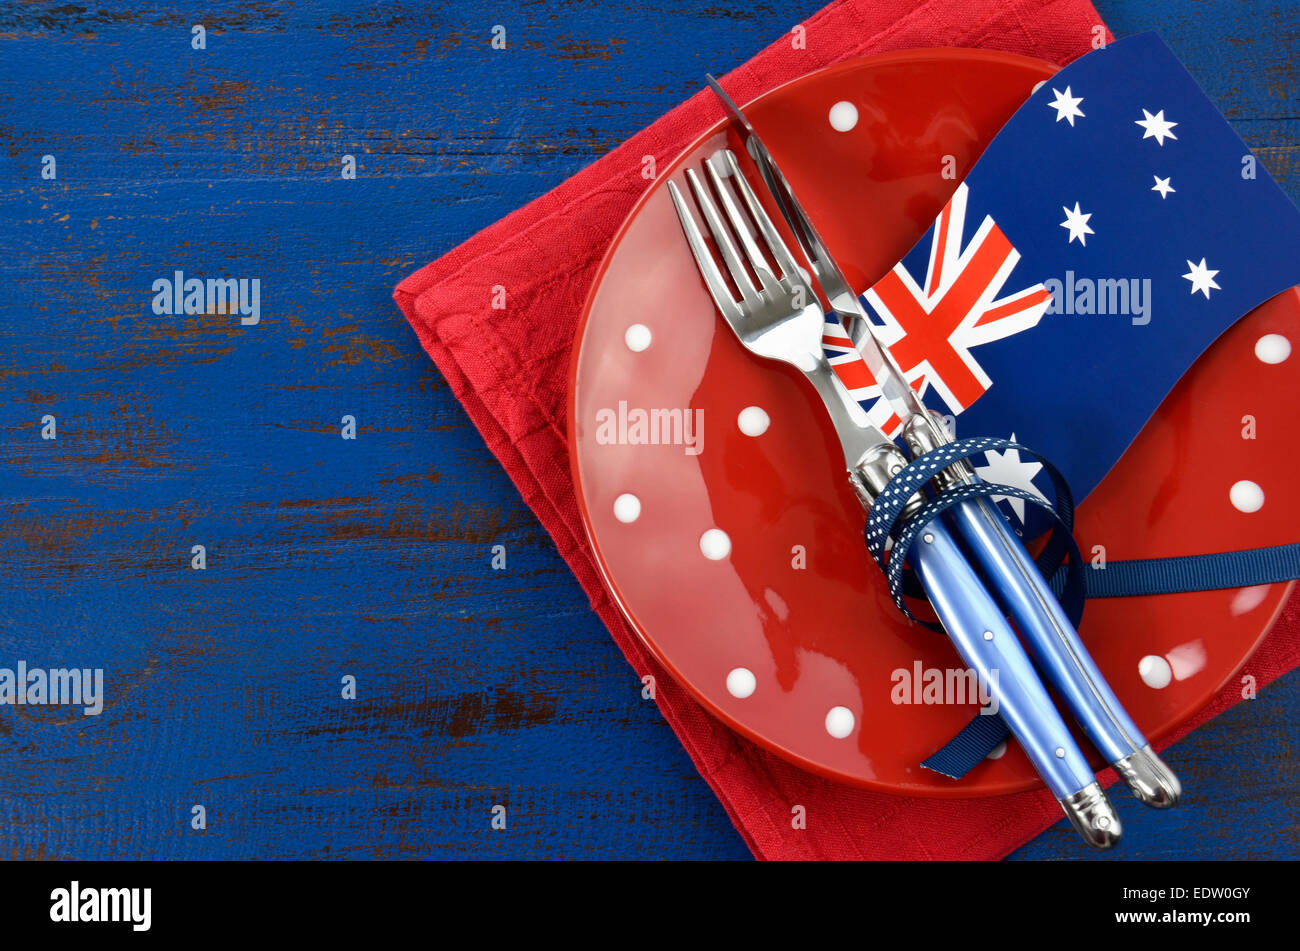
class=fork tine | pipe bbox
[667,180,743,325]
[685,168,763,310]
[704,155,782,296]
[719,149,807,289]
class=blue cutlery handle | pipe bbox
[907,518,1097,802]
[947,498,1144,759]
[947,496,1180,807]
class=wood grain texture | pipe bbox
[0,0,1294,860]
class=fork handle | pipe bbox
[906,517,1120,848]
[947,496,1182,807]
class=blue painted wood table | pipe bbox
[0,0,1295,860]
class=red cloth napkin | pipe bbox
[395,0,1300,859]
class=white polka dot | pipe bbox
[1255,333,1291,364]
[726,667,756,699]
[624,323,652,352]
[1139,654,1173,690]
[699,528,731,560]
[825,706,855,738]
[1229,480,1264,513]
[613,493,641,523]
[1032,80,1046,94]
[828,101,858,132]
[737,406,770,437]
[986,740,1007,760]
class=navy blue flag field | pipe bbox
[822,31,1300,531]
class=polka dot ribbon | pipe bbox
[863,436,1085,628]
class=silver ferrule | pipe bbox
[1114,745,1182,809]
[901,411,973,491]
[848,443,925,519]
[1059,781,1122,849]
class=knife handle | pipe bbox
[947,496,1182,808]
[906,517,1121,847]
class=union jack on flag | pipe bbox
[822,182,1052,436]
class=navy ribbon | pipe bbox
[864,436,1084,628]
[1055,544,1300,598]
[860,437,1300,782]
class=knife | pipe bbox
[705,75,1181,809]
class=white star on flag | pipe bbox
[1048,86,1085,126]
[1182,258,1220,298]
[1060,202,1094,245]
[1136,108,1178,145]
[1151,175,1175,199]
[973,434,1049,525]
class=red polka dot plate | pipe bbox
[567,49,1298,795]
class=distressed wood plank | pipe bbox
[0,0,1294,860]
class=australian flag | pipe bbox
[824,32,1300,528]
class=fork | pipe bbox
[668,149,1121,847]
